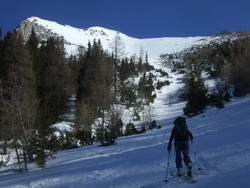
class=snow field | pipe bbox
[1,96,250,187]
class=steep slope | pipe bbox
[16,17,226,63]
[0,94,249,187]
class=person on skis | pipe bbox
[167,116,194,177]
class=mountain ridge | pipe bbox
[16,17,230,63]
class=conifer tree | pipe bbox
[32,37,69,168]
[183,72,208,116]
[76,40,115,142]
[0,32,12,155]
[138,72,156,104]
[0,32,38,171]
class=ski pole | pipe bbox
[164,150,171,183]
[191,140,202,171]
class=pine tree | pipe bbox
[119,58,129,82]
[125,122,138,136]
[120,80,136,107]
[38,37,69,121]
[32,37,69,168]
[138,72,156,104]
[0,32,38,171]
[183,72,208,116]
[76,40,115,142]
[0,32,12,81]
[0,32,12,155]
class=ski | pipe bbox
[170,171,197,183]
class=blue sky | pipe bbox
[1,0,250,38]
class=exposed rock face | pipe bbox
[16,17,59,42]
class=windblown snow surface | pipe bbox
[1,17,250,187]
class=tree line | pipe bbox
[0,30,72,170]
[0,29,169,171]
[161,32,250,116]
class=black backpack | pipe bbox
[174,117,188,136]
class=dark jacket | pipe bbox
[169,126,193,144]
[167,117,194,152]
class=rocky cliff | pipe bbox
[16,17,60,42]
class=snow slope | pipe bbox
[18,17,225,63]
[0,94,250,188]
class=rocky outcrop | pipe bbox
[16,18,59,42]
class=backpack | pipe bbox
[174,117,188,136]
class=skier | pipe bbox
[167,116,194,177]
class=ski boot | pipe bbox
[177,167,183,177]
[187,162,193,177]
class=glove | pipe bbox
[190,134,193,141]
[189,133,194,141]
[167,143,172,151]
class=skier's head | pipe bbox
[174,116,186,126]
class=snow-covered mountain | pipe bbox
[16,17,230,63]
